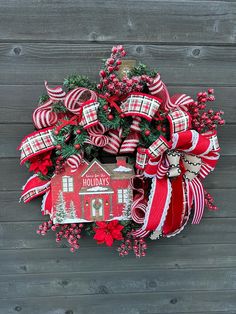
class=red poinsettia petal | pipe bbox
[105,234,114,247]
[39,167,49,175]
[94,230,106,242]
[96,221,108,229]
[115,224,124,232]
[108,220,119,229]
[29,163,38,172]
[111,229,123,240]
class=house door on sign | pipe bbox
[91,198,104,220]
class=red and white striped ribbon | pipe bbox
[130,176,150,238]
[119,132,140,154]
[85,122,110,147]
[66,153,84,172]
[45,81,66,101]
[130,116,141,132]
[33,99,58,129]
[64,87,97,114]
[144,155,170,179]
[188,177,205,224]
[103,128,123,154]
[148,74,193,112]
[170,94,194,111]
[156,156,169,179]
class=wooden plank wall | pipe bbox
[0,1,235,313]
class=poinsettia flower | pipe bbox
[29,151,53,175]
[93,220,124,247]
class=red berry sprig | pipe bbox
[117,236,147,257]
[204,189,218,211]
[98,45,152,97]
[37,221,84,253]
[189,89,225,133]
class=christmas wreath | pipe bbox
[19,45,224,257]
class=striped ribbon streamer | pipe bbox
[103,128,123,154]
[188,177,205,224]
[64,87,97,114]
[119,132,140,154]
[66,153,84,172]
[85,122,110,147]
[33,99,58,129]
[45,81,66,101]
[148,74,193,112]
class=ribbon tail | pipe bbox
[144,176,172,233]
[189,177,205,224]
[20,174,50,203]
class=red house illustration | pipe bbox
[51,157,134,224]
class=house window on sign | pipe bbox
[117,189,129,204]
[62,176,74,192]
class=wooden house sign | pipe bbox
[51,157,134,223]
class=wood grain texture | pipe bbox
[0,0,235,313]
[0,43,236,85]
[0,0,235,44]
[0,244,236,275]
[0,218,235,250]
[1,268,236,299]
[1,291,236,314]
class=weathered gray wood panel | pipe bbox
[0,1,235,313]
[1,268,236,298]
[0,0,235,44]
[0,244,236,275]
[0,218,235,250]
[0,43,236,85]
[1,292,236,314]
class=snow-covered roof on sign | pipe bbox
[80,158,134,179]
[81,159,111,177]
[113,165,132,172]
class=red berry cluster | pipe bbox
[37,220,53,235]
[189,89,225,133]
[37,221,84,252]
[117,236,147,257]
[55,155,65,174]
[204,189,218,211]
[98,45,152,97]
